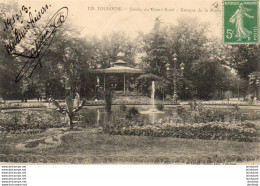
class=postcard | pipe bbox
[0,0,259,166]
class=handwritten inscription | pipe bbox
[3,5,68,83]
[4,5,51,56]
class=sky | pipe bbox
[1,0,224,39]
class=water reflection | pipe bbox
[2,105,259,127]
[78,105,173,126]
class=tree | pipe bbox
[218,43,260,99]
[227,45,260,80]
[191,57,223,99]
[45,78,65,99]
[143,17,169,77]
[137,73,171,99]
[51,92,86,129]
[249,72,260,100]
[166,17,210,99]
[0,2,23,99]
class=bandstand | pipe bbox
[89,52,145,95]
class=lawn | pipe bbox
[0,128,259,164]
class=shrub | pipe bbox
[241,112,260,121]
[0,111,64,134]
[156,104,164,111]
[126,107,140,119]
[120,104,127,112]
[176,106,190,123]
[102,121,259,142]
[177,102,245,124]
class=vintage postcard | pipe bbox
[0,0,259,165]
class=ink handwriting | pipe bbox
[3,6,68,83]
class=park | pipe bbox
[0,6,260,164]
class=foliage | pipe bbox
[0,3,259,101]
[137,73,171,98]
[166,17,209,99]
[188,101,224,123]
[176,102,259,122]
[175,106,190,124]
[143,17,169,77]
[101,115,145,133]
[177,100,243,123]
[45,78,65,99]
[102,121,259,142]
[177,101,243,123]
[249,71,260,99]
[0,111,63,134]
[119,104,127,112]
[51,92,86,129]
[0,3,23,100]
[0,102,46,109]
[126,107,140,119]
[225,44,260,80]
[156,104,164,111]
[191,58,235,99]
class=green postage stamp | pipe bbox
[224,0,258,44]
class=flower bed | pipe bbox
[102,121,259,142]
[0,102,48,109]
[0,111,64,134]
[201,100,259,106]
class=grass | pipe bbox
[0,128,259,164]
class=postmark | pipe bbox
[223,0,258,43]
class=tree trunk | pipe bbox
[256,87,259,100]
[69,114,74,130]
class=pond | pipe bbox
[1,104,260,127]
[77,105,177,126]
[0,105,176,126]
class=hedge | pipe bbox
[102,121,259,142]
[0,111,64,134]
